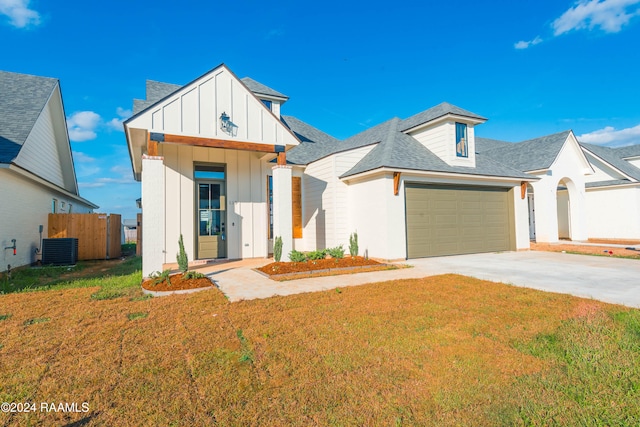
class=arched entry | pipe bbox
[556,177,577,241]
[527,183,536,240]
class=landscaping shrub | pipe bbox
[288,250,307,263]
[184,271,205,280]
[307,249,327,260]
[177,234,189,273]
[274,236,283,262]
[349,232,359,256]
[326,245,345,259]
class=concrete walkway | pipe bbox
[201,252,640,308]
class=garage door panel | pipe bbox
[405,184,512,258]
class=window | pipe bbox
[261,99,272,111]
[52,199,57,213]
[456,122,468,158]
[267,175,302,239]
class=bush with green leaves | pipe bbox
[183,270,206,280]
[177,234,188,273]
[149,269,172,286]
[349,232,359,257]
[326,245,345,259]
[307,249,326,260]
[289,249,307,263]
[274,236,283,262]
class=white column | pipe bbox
[141,155,165,277]
[272,165,293,261]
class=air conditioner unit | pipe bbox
[42,238,79,265]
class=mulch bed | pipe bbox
[257,256,383,276]
[531,242,640,259]
[141,273,215,292]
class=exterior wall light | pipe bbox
[219,112,238,136]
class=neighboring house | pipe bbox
[122,218,138,244]
[126,64,537,276]
[0,71,97,271]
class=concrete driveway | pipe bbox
[207,251,640,308]
[409,251,640,308]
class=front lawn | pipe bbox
[0,270,639,425]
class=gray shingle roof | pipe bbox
[341,119,535,180]
[580,143,640,182]
[399,102,487,132]
[475,137,514,153]
[131,80,181,115]
[241,77,288,100]
[281,115,340,164]
[285,117,390,165]
[616,144,640,159]
[585,179,637,188]
[482,130,571,172]
[0,71,58,163]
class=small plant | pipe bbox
[127,312,149,321]
[149,270,172,287]
[307,249,327,260]
[177,234,189,273]
[91,289,125,300]
[326,245,345,259]
[0,314,11,321]
[349,232,359,257]
[274,236,283,262]
[289,249,307,263]
[23,317,50,326]
[236,329,254,363]
[183,270,206,280]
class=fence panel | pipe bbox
[107,214,122,259]
[48,213,120,260]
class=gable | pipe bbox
[126,65,299,148]
[550,132,593,175]
[583,151,628,183]
[11,84,78,194]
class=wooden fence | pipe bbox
[48,213,122,260]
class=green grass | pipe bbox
[0,314,12,321]
[127,312,149,321]
[0,256,142,297]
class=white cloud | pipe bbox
[67,111,101,142]
[0,0,40,28]
[553,0,640,36]
[72,151,96,163]
[106,107,132,132]
[514,36,544,49]
[578,123,640,146]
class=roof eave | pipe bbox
[403,113,487,134]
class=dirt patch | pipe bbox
[531,242,640,259]
[141,273,214,292]
[257,256,382,276]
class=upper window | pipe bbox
[455,122,468,158]
[261,99,272,111]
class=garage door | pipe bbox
[405,184,514,258]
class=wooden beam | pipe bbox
[393,172,401,196]
[277,152,287,165]
[150,132,283,154]
[521,181,527,199]
[147,133,158,156]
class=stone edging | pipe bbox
[141,278,218,297]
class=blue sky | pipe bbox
[2,0,640,219]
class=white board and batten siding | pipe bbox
[158,144,270,264]
[133,67,298,148]
[300,145,376,251]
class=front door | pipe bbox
[197,181,226,259]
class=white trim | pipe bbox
[402,113,486,134]
[341,167,538,184]
[581,147,637,182]
[586,182,640,191]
